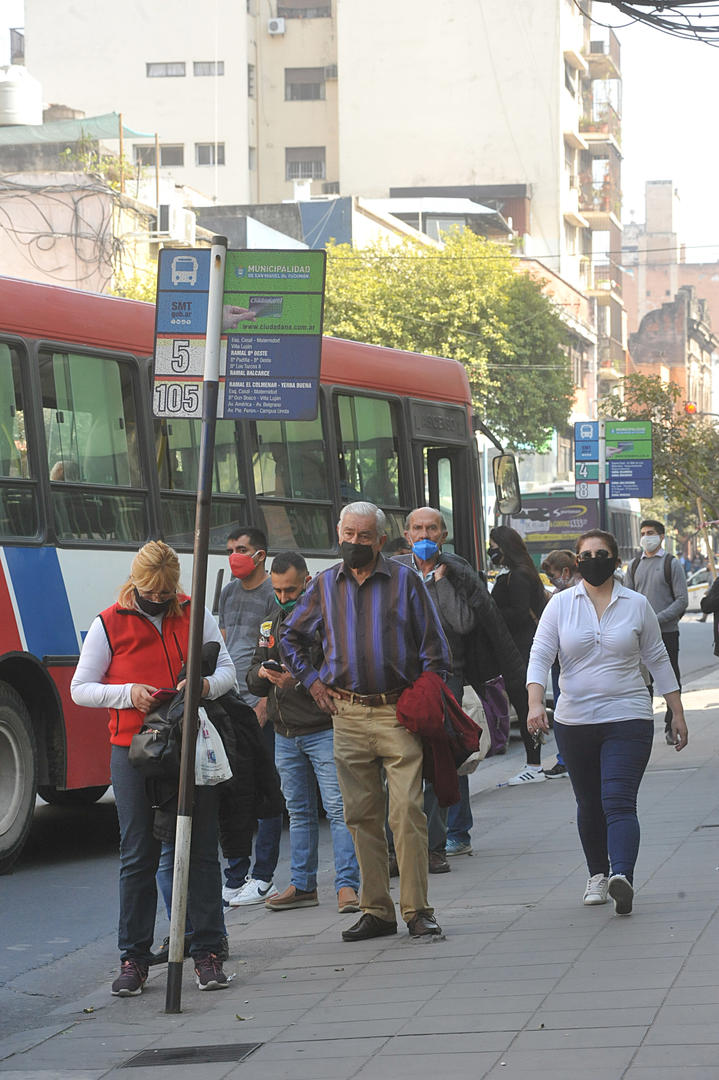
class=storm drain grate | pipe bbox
[121,1043,262,1068]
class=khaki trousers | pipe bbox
[332,700,432,924]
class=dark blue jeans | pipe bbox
[554,719,653,884]
[111,745,225,962]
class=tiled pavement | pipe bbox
[2,671,718,1080]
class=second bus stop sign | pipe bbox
[222,251,325,421]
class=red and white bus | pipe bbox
[0,274,516,871]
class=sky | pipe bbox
[1,1,718,260]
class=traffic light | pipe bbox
[685,401,698,416]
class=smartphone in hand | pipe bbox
[151,688,176,703]
[263,660,284,673]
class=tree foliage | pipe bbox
[323,230,574,451]
[601,373,719,521]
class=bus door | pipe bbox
[408,398,478,563]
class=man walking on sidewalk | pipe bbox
[624,519,688,745]
[246,550,360,915]
[281,502,451,942]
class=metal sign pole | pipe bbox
[598,419,607,532]
[165,235,227,1014]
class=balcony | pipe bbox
[579,178,621,230]
[588,260,623,300]
[585,30,621,79]
[597,335,625,387]
[579,103,621,148]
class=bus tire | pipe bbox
[37,785,109,806]
[0,682,37,875]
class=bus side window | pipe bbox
[0,344,37,539]
[336,394,401,506]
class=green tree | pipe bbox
[601,373,719,520]
[324,230,574,451]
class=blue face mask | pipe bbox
[274,590,304,613]
[412,539,439,562]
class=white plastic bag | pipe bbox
[462,685,492,763]
[195,707,232,785]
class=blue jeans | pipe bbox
[224,720,282,888]
[275,729,359,892]
[111,745,225,962]
[444,678,473,847]
[554,719,654,884]
[157,844,227,936]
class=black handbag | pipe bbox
[128,692,185,778]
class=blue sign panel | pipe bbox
[224,335,320,420]
[156,291,209,334]
[608,457,653,498]
[158,250,211,292]
[574,421,599,442]
[609,477,653,498]
[608,459,653,480]
[575,440,599,461]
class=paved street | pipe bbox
[1,646,718,1080]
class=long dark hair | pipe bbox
[490,525,543,588]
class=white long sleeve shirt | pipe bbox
[526,580,679,725]
[71,606,237,711]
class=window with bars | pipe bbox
[278,0,331,16]
[146,61,185,77]
[194,60,224,76]
[285,146,325,180]
[196,143,225,166]
[285,67,325,100]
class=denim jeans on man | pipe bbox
[274,728,359,892]
[111,745,225,962]
[444,678,473,847]
[156,843,227,937]
[224,720,282,888]
[553,718,653,882]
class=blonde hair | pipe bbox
[117,540,184,616]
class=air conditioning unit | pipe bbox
[169,207,197,246]
[268,16,285,34]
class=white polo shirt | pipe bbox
[526,580,679,725]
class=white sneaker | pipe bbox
[228,877,278,907]
[583,874,609,905]
[506,766,546,786]
[608,873,634,916]
[222,881,247,905]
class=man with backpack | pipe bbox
[624,519,689,744]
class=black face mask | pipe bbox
[340,541,375,569]
[134,587,173,616]
[577,559,616,587]
[488,547,503,566]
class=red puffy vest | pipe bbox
[99,597,191,746]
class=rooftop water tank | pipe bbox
[0,65,43,126]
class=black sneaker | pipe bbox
[543,762,569,780]
[111,959,149,996]
[194,953,229,991]
[149,934,193,966]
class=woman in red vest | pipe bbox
[71,541,236,997]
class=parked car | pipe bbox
[686,567,717,612]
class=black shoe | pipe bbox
[342,913,397,942]
[111,959,149,996]
[429,850,451,874]
[543,762,569,780]
[407,912,443,938]
[149,934,193,966]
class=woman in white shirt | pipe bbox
[526,529,688,917]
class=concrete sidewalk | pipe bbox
[2,672,719,1080]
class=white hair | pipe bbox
[338,501,387,536]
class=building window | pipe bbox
[322,180,339,194]
[278,0,331,16]
[286,146,325,180]
[285,67,325,101]
[134,144,185,166]
[194,60,224,76]
[146,62,186,77]
[249,146,256,171]
[564,59,575,96]
[196,142,225,166]
[248,63,256,97]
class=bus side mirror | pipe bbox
[493,453,521,516]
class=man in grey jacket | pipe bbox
[394,507,477,868]
[625,519,689,744]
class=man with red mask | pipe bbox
[218,526,281,906]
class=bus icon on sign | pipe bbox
[578,423,595,440]
[171,255,199,287]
